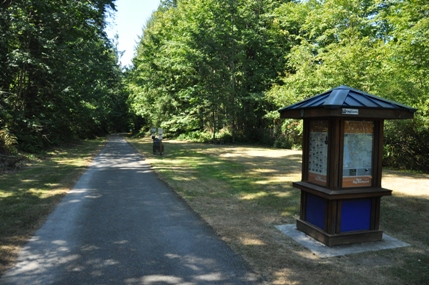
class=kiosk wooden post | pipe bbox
[279,86,416,246]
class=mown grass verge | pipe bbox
[0,138,106,275]
[129,136,429,285]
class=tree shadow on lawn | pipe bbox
[146,144,302,219]
[0,192,67,273]
[130,138,429,284]
[2,136,259,285]
[0,139,104,275]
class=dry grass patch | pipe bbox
[383,169,429,197]
[0,138,106,275]
[129,137,429,285]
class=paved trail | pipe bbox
[1,135,257,285]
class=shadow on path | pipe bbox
[1,135,258,285]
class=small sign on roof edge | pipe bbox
[342,108,359,115]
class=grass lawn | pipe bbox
[129,136,429,285]
[0,138,106,275]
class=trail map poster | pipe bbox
[342,121,373,187]
[308,120,328,186]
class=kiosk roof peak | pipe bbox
[278,86,417,119]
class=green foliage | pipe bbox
[273,119,302,149]
[126,0,429,171]
[177,128,233,144]
[384,116,429,172]
[0,128,17,154]
[0,0,129,152]
[265,0,429,171]
[177,131,212,143]
[128,0,287,142]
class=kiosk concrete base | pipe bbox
[296,219,383,247]
[276,224,410,258]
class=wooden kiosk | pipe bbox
[279,86,416,246]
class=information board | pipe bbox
[342,121,373,187]
[308,120,329,186]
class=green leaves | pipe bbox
[266,0,429,171]
[126,0,428,171]
[267,0,429,108]
[128,0,287,141]
[0,0,127,153]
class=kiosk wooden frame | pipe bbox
[279,86,416,246]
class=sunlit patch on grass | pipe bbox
[241,191,269,200]
[251,168,278,174]
[171,176,197,182]
[127,137,429,285]
[253,175,299,186]
[21,179,37,183]
[240,237,266,246]
[0,138,106,274]
[55,160,89,167]
[43,183,62,188]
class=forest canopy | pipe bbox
[0,0,128,154]
[127,0,428,172]
[1,0,427,172]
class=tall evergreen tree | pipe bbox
[0,0,127,152]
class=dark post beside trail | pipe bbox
[279,85,417,246]
[152,127,164,156]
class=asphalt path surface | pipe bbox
[1,135,258,285]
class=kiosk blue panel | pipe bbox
[340,199,371,232]
[305,193,326,229]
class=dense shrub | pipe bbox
[273,120,302,150]
[383,116,429,173]
[177,130,212,143]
